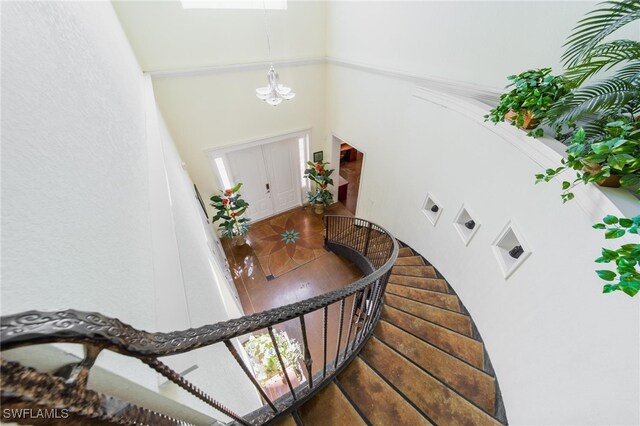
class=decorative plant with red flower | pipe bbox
[303,161,334,207]
[210,183,251,238]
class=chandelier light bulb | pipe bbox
[256,65,295,106]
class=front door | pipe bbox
[223,138,303,222]
[262,138,301,215]
[226,144,274,221]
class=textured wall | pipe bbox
[1,1,260,419]
[2,1,153,327]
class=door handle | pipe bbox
[266,183,270,192]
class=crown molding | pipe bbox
[147,55,502,105]
[147,57,326,79]
[326,57,502,105]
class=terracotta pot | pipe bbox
[504,109,540,130]
[583,163,622,188]
[314,203,325,214]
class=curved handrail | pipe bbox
[0,215,398,426]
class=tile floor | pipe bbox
[222,203,364,394]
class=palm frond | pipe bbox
[614,60,640,83]
[563,0,640,67]
[547,78,640,124]
[565,40,640,84]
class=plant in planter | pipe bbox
[244,330,303,385]
[210,183,251,244]
[304,161,335,214]
[485,68,571,137]
[536,119,640,202]
[547,0,640,142]
[592,215,640,297]
[531,1,640,298]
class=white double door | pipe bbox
[225,138,302,222]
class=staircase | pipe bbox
[276,242,507,426]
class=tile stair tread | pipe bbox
[391,265,437,278]
[382,305,485,369]
[394,256,425,266]
[388,274,449,293]
[387,283,461,312]
[384,293,472,336]
[360,337,501,426]
[338,357,433,426]
[298,382,366,426]
[398,247,414,257]
[375,320,496,414]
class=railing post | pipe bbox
[363,222,373,256]
[223,340,278,413]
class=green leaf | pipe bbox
[596,270,617,281]
[605,228,626,239]
[619,218,634,228]
[231,182,243,193]
[620,174,640,187]
[619,280,640,297]
[603,215,619,225]
[592,223,607,229]
[602,284,619,293]
[601,248,619,260]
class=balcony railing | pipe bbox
[0,215,398,425]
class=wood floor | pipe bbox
[223,203,362,390]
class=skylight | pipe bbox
[180,0,287,10]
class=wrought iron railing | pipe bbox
[0,215,398,425]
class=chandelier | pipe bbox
[256,66,295,106]
[255,4,295,106]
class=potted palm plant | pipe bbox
[210,183,251,246]
[304,161,335,214]
[485,68,571,137]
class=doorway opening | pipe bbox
[334,137,364,215]
[206,130,310,222]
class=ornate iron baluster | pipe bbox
[342,293,359,361]
[299,316,313,390]
[353,284,372,347]
[144,357,250,425]
[54,344,102,391]
[222,340,277,413]
[322,305,328,380]
[268,326,296,401]
[333,298,346,369]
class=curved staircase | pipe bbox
[276,242,507,426]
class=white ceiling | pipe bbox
[112,0,327,72]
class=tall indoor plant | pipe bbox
[210,183,251,245]
[304,161,335,214]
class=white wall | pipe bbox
[1,1,260,421]
[326,1,638,88]
[151,65,328,215]
[325,64,639,426]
